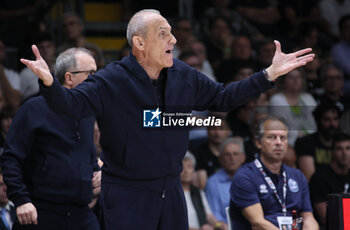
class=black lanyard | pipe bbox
[255,159,287,216]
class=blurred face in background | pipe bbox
[258,42,275,67]
[231,36,252,60]
[37,40,56,64]
[219,142,245,176]
[172,19,193,46]
[180,158,195,184]
[182,54,202,71]
[322,67,343,95]
[283,69,304,93]
[332,140,350,168]
[319,110,339,139]
[62,15,84,41]
[189,41,207,64]
[207,120,230,145]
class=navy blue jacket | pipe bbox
[39,54,273,182]
[0,96,99,207]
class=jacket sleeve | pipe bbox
[193,70,274,111]
[39,71,104,119]
[0,102,38,207]
[90,146,100,172]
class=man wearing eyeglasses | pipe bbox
[1,48,101,230]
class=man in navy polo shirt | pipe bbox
[230,117,319,230]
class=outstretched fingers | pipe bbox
[293,47,313,58]
[274,40,282,54]
[31,45,42,60]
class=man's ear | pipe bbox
[132,36,145,51]
[254,139,262,150]
[64,72,73,87]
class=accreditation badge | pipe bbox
[277,216,292,230]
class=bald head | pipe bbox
[126,9,161,46]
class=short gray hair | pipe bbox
[183,151,196,168]
[126,9,160,46]
[254,116,289,141]
[54,47,93,85]
[219,137,245,155]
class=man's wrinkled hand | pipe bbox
[16,202,38,225]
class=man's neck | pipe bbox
[318,132,333,147]
[208,142,220,157]
[133,51,162,79]
[331,161,349,175]
[182,182,190,191]
[225,169,236,178]
[260,155,282,175]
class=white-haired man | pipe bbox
[20,9,314,230]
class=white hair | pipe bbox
[126,9,161,46]
[183,151,196,168]
[219,137,245,156]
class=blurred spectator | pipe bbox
[187,40,216,81]
[0,167,16,230]
[85,43,105,70]
[319,0,350,36]
[171,17,195,59]
[119,43,131,60]
[295,103,341,181]
[309,132,350,227]
[0,1,49,52]
[57,12,104,64]
[230,0,281,37]
[283,145,297,168]
[215,35,255,83]
[0,107,15,155]
[204,16,234,71]
[279,0,334,41]
[317,63,350,112]
[229,117,318,229]
[0,39,22,111]
[205,137,245,224]
[255,39,275,70]
[243,106,269,162]
[181,151,222,230]
[20,32,56,101]
[191,115,231,189]
[179,50,216,82]
[201,0,263,41]
[331,14,350,91]
[303,50,324,97]
[216,61,255,85]
[227,102,255,142]
[340,109,350,135]
[269,68,317,146]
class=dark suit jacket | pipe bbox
[0,205,16,230]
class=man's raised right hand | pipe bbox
[16,202,38,225]
[20,45,53,87]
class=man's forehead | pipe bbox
[149,16,171,30]
[264,129,288,135]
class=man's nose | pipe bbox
[170,33,177,45]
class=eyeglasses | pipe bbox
[70,70,96,75]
